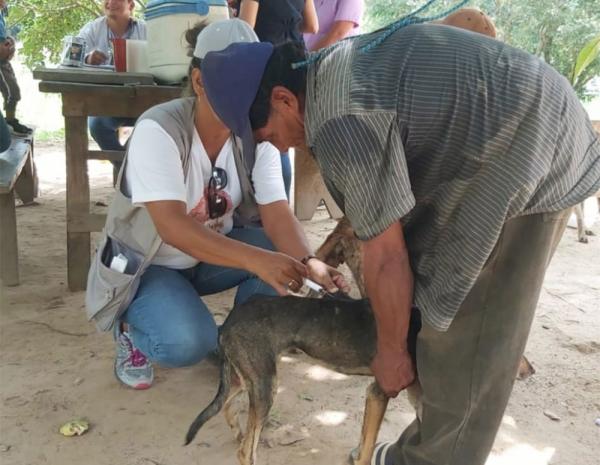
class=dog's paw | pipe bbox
[578,235,589,243]
[585,229,595,236]
[348,447,360,465]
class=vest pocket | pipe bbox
[85,236,144,331]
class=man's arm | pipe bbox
[301,0,319,34]
[309,20,355,50]
[238,0,259,29]
[363,220,415,397]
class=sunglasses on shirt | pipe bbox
[207,167,228,219]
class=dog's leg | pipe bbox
[224,380,245,443]
[351,382,389,465]
[237,376,276,465]
[575,203,589,243]
[406,380,423,421]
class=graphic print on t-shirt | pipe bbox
[188,186,234,233]
[126,119,287,269]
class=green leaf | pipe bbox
[571,34,600,85]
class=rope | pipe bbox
[291,0,471,70]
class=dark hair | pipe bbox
[249,41,308,130]
[183,21,209,96]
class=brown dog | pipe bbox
[574,193,600,243]
[315,216,536,381]
[185,294,421,465]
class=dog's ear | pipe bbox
[315,216,359,268]
[336,216,356,237]
[316,233,346,267]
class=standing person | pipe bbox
[237,0,318,199]
[0,111,9,151]
[85,19,347,391]
[0,0,9,149]
[78,0,146,169]
[0,1,32,136]
[199,18,600,465]
[304,0,364,51]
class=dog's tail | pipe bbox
[184,356,232,445]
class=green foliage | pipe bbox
[10,0,102,67]
[35,127,65,143]
[8,0,146,67]
[364,0,600,99]
[571,34,600,87]
[363,0,469,31]
[8,0,600,99]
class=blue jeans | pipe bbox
[280,152,291,200]
[88,116,136,169]
[121,227,277,368]
[0,111,10,152]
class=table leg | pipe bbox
[65,116,90,291]
[0,191,19,286]
[293,147,343,221]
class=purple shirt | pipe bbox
[304,0,364,51]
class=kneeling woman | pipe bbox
[86,19,346,390]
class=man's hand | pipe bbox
[370,344,415,398]
[250,250,308,296]
[306,258,350,294]
[86,50,108,65]
[5,37,15,60]
[0,39,13,61]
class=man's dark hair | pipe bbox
[249,41,308,130]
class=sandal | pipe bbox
[349,442,395,465]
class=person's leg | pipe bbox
[280,152,292,200]
[0,61,18,121]
[88,116,136,171]
[0,111,10,151]
[380,209,571,465]
[121,265,219,369]
[0,63,9,111]
[0,61,30,134]
[191,227,278,305]
[88,116,123,152]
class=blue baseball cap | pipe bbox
[202,42,274,167]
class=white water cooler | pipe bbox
[145,0,229,83]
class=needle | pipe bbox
[304,278,327,296]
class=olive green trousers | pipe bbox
[391,209,571,465]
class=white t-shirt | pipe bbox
[126,119,287,269]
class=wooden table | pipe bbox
[34,67,182,291]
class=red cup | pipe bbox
[112,38,127,72]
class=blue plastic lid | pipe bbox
[145,0,227,20]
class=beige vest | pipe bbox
[85,97,260,331]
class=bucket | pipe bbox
[145,0,229,83]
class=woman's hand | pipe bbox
[305,258,351,294]
[250,250,308,295]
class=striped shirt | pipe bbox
[304,24,600,331]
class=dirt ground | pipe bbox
[1,142,599,465]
